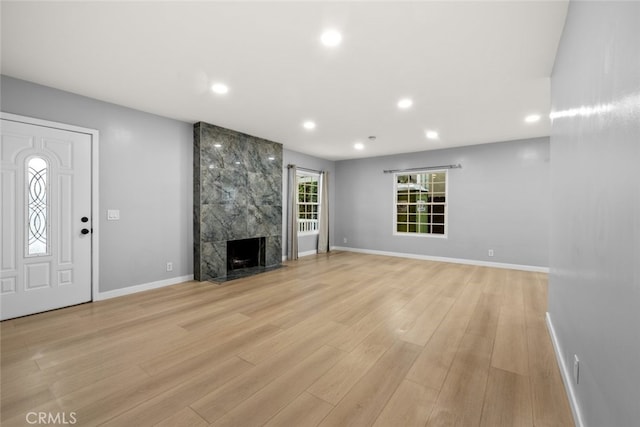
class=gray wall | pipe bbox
[282,149,336,256]
[1,75,193,293]
[548,2,640,426]
[334,138,550,267]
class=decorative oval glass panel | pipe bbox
[27,157,48,255]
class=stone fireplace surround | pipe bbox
[193,122,282,281]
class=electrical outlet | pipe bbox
[343,237,347,244]
[488,249,494,257]
[166,262,173,272]
[573,354,580,384]
[107,209,120,221]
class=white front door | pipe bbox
[1,118,92,320]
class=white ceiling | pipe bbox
[0,1,568,160]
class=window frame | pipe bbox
[296,170,321,236]
[392,169,448,238]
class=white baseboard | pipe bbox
[94,274,194,301]
[546,312,584,427]
[331,246,549,273]
[281,249,326,261]
[299,250,318,257]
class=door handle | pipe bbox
[81,228,90,235]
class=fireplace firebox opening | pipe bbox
[227,237,266,273]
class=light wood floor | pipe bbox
[1,251,574,426]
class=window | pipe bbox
[297,172,320,234]
[27,156,49,255]
[394,170,447,236]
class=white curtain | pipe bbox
[287,165,298,260]
[317,171,330,254]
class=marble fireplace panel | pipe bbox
[265,236,282,268]
[194,122,283,281]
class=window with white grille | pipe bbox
[394,170,447,237]
[297,172,320,234]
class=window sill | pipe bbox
[298,231,319,237]
[393,232,448,239]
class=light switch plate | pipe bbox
[107,210,120,221]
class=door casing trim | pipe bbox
[1,112,100,301]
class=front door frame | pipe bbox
[1,112,100,301]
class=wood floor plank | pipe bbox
[428,263,476,299]
[273,284,382,328]
[0,353,41,384]
[48,356,160,398]
[57,326,278,426]
[190,320,345,422]
[208,345,345,427]
[101,356,252,426]
[317,340,422,427]
[329,284,394,326]
[491,306,529,376]
[527,322,575,427]
[405,280,482,390]
[328,295,410,352]
[177,311,251,332]
[0,382,54,422]
[0,324,27,354]
[523,273,547,326]
[480,367,534,427]
[503,270,527,313]
[33,321,189,371]
[153,407,208,427]
[400,295,455,346]
[139,322,278,376]
[307,321,397,405]
[465,291,502,340]
[237,316,336,365]
[35,324,188,381]
[55,366,151,414]
[0,252,574,427]
[0,398,65,427]
[263,392,334,427]
[372,380,439,427]
[268,282,363,327]
[425,332,493,426]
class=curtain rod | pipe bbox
[383,164,462,174]
[288,164,323,174]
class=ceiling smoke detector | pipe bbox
[368,136,377,141]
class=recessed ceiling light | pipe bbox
[397,98,413,109]
[354,142,364,150]
[320,29,342,47]
[211,83,229,95]
[303,121,316,130]
[525,114,541,123]
[425,130,439,140]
